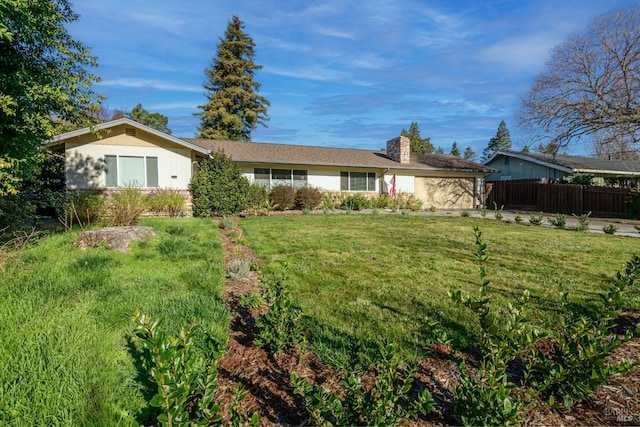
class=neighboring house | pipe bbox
[46,118,494,210]
[484,151,640,185]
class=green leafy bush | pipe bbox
[603,224,618,235]
[342,193,370,211]
[548,213,566,229]
[291,343,433,426]
[295,187,322,211]
[132,310,259,426]
[254,270,305,353]
[523,256,640,408]
[627,190,640,219]
[514,214,523,223]
[109,187,148,226]
[269,185,295,211]
[528,212,544,225]
[449,227,538,426]
[190,150,254,217]
[147,189,185,217]
[57,191,106,230]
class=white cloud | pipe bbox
[100,78,202,93]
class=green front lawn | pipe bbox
[241,214,639,368]
[0,218,227,425]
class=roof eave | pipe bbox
[46,118,210,155]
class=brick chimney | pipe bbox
[386,136,410,164]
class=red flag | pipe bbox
[389,174,396,198]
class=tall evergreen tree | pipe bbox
[434,146,444,154]
[450,141,461,157]
[482,120,512,161]
[195,15,270,141]
[401,122,434,153]
[463,146,476,161]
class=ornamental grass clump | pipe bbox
[109,187,148,226]
[147,189,185,217]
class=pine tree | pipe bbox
[482,120,512,161]
[463,146,476,161]
[435,146,444,154]
[195,15,270,141]
[450,141,461,157]
[401,122,434,153]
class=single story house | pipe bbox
[46,118,494,210]
[483,150,640,185]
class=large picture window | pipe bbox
[253,168,307,189]
[340,171,376,191]
[105,155,158,187]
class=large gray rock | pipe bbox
[75,226,156,252]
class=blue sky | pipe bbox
[69,0,639,156]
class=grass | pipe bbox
[240,214,640,368]
[0,218,227,425]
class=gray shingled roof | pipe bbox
[185,138,495,173]
[489,151,640,174]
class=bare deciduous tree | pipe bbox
[519,8,640,152]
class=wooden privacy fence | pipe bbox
[485,179,632,217]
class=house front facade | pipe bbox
[47,118,494,211]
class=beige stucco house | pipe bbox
[46,118,494,210]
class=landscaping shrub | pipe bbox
[291,343,433,426]
[572,211,591,231]
[396,193,423,211]
[269,185,295,211]
[342,193,370,210]
[190,150,254,217]
[59,191,106,229]
[0,193,37,234]
[255,270,305,353]
[109,187,148,226]
[528,212,544,225]
[603,224,618,235]
[627,189,640,219]
[548,213,566,229]
[295,187,322,211]
[132,310,259,426]
[523,255,640,408]
[450,227,538,426]
[147,189,185,217]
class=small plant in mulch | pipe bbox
[291,343,434,426]
[603,224,619,235]
[254,270,305,353]
[227,259,251,279]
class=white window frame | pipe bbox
[253,168,308,189]
[340,171,376,192]
[104,155,159,188]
